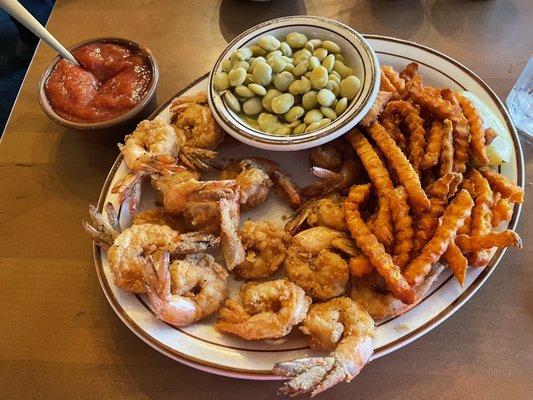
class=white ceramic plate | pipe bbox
[93,35,524,380]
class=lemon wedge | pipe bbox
[457,91,513,165]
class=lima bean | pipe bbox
[258,35,281,51]
[266,50,282,59]
[293,49,312,65]
[286,32,307,48]
[262,89,282,111]
[223,91,241,113]
[250,45,266,57]
[324,80,340,96]
[309,66,328,89]
[285,106,305,122]
[302,91,318,110]
[321,40,341,53]
[304,109,324,124]
[235,85,255,98]
[308,56,320,70]
[308,39,322,48]
[258,113,282,133]
[280,42,293,57]
[293,60,309,77]
[322,54,335,72]
[228,68,247,86]
[335,97,348,115]
[333,60,351,79]
[275,125,291,135]
[252,62,273,86]
[243,97,263,115]
[274,71,295,91]
[339,76,361,100]
[248,83,267,96]
[317,88,336,107]
[293,123,307,134]
[271,93,295,114]
[267,56,286,73]
[232,60,249,71]
[213,72,230,91]
[320,106,337,119]
[305,118,332,132]
[313,48,328,62]
[221,59,232,73]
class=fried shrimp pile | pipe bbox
[83,74,524,397]
[215,279,311,340]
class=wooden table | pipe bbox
[1,1,532,398]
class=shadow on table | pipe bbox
[48,129,119,204]
[218,0,307,42]
[348,0,425,39]
[429,0,517,47]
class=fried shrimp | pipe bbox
[346,128,395,246]
[274,297,375,397]
[220,157,301,209]
[351,264,444,320]
[368,122,430,213]
[285,194,346,235]
[159,178,237,215]
[219,196,246,270]
[120,118,184,174]
[456,93,489,165]
[215,279,311,340]
[405,189,474,286]
[132,208,183,231]
[84,204,220,292]
[344,184,416,304]
[170,94,224,170]
[234,221,291,279]
[285,226,358,300]
[142,252,228,326]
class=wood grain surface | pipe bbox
[1,1,532,399]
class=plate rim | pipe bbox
[92,34,524,379]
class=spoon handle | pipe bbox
[0,0,79,65]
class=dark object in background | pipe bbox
[0,0,55,135]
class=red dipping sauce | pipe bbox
[45,43,152,123]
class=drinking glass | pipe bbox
[506,56,533,137]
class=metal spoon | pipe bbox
[0,0,80,65]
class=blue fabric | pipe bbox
[0,1,55,135]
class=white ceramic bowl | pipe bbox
[208,15,380,151]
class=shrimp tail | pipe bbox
[174,232,220,253]
[272,170,302,209]
[285,204,312,235]
[275,357,336,397]
[82,203,120,248]
[112,171,147,212]
[178,146,218,170]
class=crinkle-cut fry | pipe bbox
[399,62,419,81]
[409,86,456,120]
[344,184,416,304]
[360,91,393,127]
[455,230,522,252]
[442,241,468,285]
[456,93,489,165]
[349,255,373,278]
[367,122,430,213]
[380,114,406,152]
[479,167,524,203]
[491,197,513,227]
[381,66,406,95]
[380,73,397,93]
[421,120,444,169]
[412,172,462,253]
[390,187,413,268]
[405,189,474,286]
[383,100,427,172]
[345,128,395,245]
[440,89,470,174]
[372,198,394,246]
[439,119,454,177]
[484,127,498,146]
[468,169,494,267]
